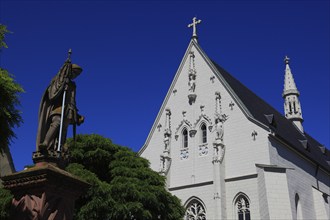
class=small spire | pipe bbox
[283,55,299,96]
[188,17,201,42]
[282,56,304,132]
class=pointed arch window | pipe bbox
[295,194,303,220]
[184,198,206,220]
[200,123,207,144]
[182,128,188,148]
[234,194,250,220]
[289,101,293,114]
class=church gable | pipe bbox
[140,39,272,181]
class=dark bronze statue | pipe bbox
[36,53,84,153]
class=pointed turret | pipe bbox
[282,56,304,132]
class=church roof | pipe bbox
[211,61,330,171]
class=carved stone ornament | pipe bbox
[189,129,197,137]
[213,141,225,163]
[199,143,208,156]
[160,108,172,173]
[175,118,193,140]
[188,93,197,105]
[187,51,197,105]
[160,154,171,175]
[180,148,189,160]
[193,114,213,128]
[163,135,170,152]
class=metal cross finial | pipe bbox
[188,17,201,40]
[284,55,290,64]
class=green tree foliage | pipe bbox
[0,187,13,220]
[0,24,22,219]
[0,24,10,50]
[0,24,24,149]
[0,69,24,148]
[66,134,185,220]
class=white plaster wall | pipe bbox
[312,187,329,220]
[264,170,293,219]
[225,177,260,220]
[169,184,215,219]
[269,139,330,220]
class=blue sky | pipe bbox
[1,0,329,171]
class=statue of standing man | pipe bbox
[36,51,84,153]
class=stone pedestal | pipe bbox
[1,163,89,220]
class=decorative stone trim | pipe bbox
[251,130,258,141]
[175,119,193,139]
[160,109,172,173]
[189,129,197,137]
[198,143,208,156]
[188,93,197,105]
[187,51,197,105]
[180,148,189,160]
[160,154,172,175]
[210,76,215,83]
[229,101,235,110]
[193,114,213,128]
[213,141,225,163]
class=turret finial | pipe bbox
[284,55,290,64]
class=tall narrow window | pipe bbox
[201,123,207,143]
[293,102,297,113]
[235,194,250,220]
[183,128,188,148]
[289,101,292,113]
[295,194,303,220]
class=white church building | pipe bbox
[139,18,330,220]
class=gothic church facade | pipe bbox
[139,18,330,220]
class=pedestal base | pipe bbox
[32,150,69,169]
[1,163,89,220]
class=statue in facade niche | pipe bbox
[36,52,84,153]
[214,117,224,141]
[188,74,196,93]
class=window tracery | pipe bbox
[184,199,206,220]
[235,194,250,220]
